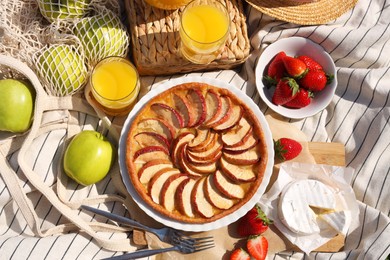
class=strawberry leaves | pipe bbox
[271,77,299,105]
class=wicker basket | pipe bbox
[124,0,250,76]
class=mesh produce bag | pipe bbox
[73,7,130,66]
[33,41,88,96]
[36,0,92,22]
[1,0,129,97]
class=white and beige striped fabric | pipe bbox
[1,0,389,259]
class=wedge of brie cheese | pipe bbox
[278,179,336,235]
[319,210,350,235]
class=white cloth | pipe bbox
[1,0,389,259]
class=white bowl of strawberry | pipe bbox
[255,37,337,119]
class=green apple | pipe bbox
[37,0,90,22]
[63,130,115,186]
[37,45,87,96]
[73,11,129,65]
[0,79,35,133]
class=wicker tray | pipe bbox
[124,0,250,76]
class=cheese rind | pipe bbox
[278,179,336,235]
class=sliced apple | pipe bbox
[188,128,209,149]
[173,93,194,127]
[205,95,232,127]
[171,132,195,166]
[137,118,176,142]
[175,178,197,218]
[191,177,215,218]
[186,150,222,165]
[186,88,207,127]
[177,144,202,177]
[223,132,259,154]
[148,168,181,204]
[213,104,243,131]
[134,132,170,150]
[133,146,170,164]
[213,170,246,199]
[151,103,184,128]
[220,157,256,182]
[187,137,223,161]
[137,159,173,184]
[184,154,217,174]
[222,117,252,147]
[222,145,260,165]
[188,130,216,152]
[205,175,235,210]
[161,174,189,212]
[204,89,222,124]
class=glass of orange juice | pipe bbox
[179,0,230,64]
[90,57,140,116]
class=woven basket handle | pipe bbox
[0,55,136,252]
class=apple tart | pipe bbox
[126,82,268,223]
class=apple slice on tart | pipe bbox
[160,174,189,212]
[148,168,181,204]
[205,175,235,210]
[206,95,232,128]
[192,177,215,218]
[173,93,193,127]
[221,116,252,147]
[204,89,222,124]
[133,145,170,164]
[151,103,185,129]
[175,178,197,218]
[138,159,173,184]
[186,88,207,127]
[219,157,258,182]
[137,118,176,142]
[134,132,171,150]
[171,132,195,166]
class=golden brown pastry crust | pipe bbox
[126,82,268,224]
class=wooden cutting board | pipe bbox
[265,141,346,254]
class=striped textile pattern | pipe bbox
[0,0,389,259]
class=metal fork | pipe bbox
[81,205,211,246]
[101,237,215,260]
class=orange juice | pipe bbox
[144,0,191,10]
[91,57,140,116]
[180,0,230,64]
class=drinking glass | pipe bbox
[90,56,140,116]
[179,0,230,64]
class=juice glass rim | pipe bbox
[180,0,230,45]
[90,56,140,102]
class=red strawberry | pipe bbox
[274,138,302,161]
[264,51,287,86]
[247,235,268,260]
[230,248,250,260]
[282,56,307,78]
[299,69,328,91]
[237,205,272,237]
[272,77,299,105]
[297,55,323,71]
[284,88,313,108]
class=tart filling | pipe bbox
[126,82,268,223]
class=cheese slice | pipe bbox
[278,179,336,235]
[319,210,350,235]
